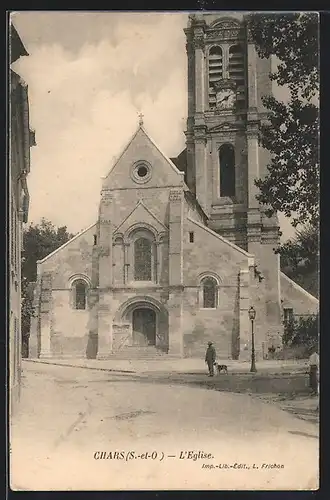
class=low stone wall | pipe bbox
[268,346,309,360]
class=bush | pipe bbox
[283,314,319,355]
[272,345,310,360]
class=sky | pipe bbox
[11,11,294,241]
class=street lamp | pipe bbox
[248,306,257,373]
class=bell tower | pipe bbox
[184,12,282,345]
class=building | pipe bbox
[30,13,318,360]
[9,23,35,413]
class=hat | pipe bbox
[208,341,213,345]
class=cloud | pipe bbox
[12,13,187,233]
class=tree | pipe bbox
[279,224,319,298]
[21,218,74,356]
[247,13,319,228]
[21,276,35,357]
[22,218,75,282]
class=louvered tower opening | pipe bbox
[208,45,223,109]
[228,44,245,109]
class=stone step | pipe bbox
[98,345,169,360]
[99,356,169,360]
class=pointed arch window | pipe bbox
[219,144,236,197]
[134,237,152,281]
[201,277,218,309]
[72,279,88,310]
[208,45,223,109]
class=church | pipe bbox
[30,13,318,360]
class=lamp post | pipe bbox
[248,306,257,373]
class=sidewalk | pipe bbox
[23,356,309,376]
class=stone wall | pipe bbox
[34,225,97,357]
[182,215,253,358]
[102,126,184,232]
[50,290,89,357]
[38,224,96,288]
[111,188,172,232]
[182,287,239,359]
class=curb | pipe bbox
[23,359,306,378]
[159,372,306,380]
[23,359,136,374]
[179,372,306,379]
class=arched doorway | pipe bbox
[132,308,156,346]
[114,296,169,353]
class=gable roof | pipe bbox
[103,123,185,182]
[170,149,187,175]
[37,222,97,265]
[114,200,167,235]
[280,272,319,304]
[188,216,255,265]
[10,23,29,64]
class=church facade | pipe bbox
[30,13,318,360]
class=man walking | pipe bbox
[205,341,216,377]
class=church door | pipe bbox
[132,308,156,346]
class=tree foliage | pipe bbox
[247,13,318,98]
[279,224,319,297]
[21,276,35,352]
[283,314,319,354]
[247,13,319,228]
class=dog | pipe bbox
[214,362,228,374]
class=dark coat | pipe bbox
[205,345,216,364]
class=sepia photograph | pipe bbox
[9,10,319,491]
